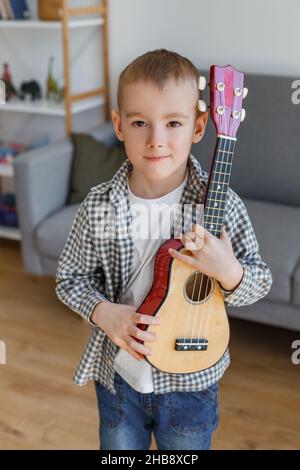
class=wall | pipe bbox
[0,0,299,145]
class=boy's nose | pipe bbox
[146,129,166,149]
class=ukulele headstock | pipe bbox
[198,64,247,138]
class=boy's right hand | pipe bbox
[90,301,160,361]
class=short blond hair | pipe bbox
[117,48,201,117]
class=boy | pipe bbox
[56,49,272,450]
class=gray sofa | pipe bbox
[13,72,300,331]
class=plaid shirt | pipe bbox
[55,153,272,394]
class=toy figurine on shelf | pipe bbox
[1,63,17,101]
[19,80,42,101]
[46,56,64,103]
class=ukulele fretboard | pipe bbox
[203,136,236,239]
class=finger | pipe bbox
[192,225,215,245]
[129,326,157,342]
[182,233,203,251]
[187,230,205,244]
[221,226,229,239]
[168,247,199,268]
[127,336,153,356]
[132,313,160,326]
[182,235,199,251]
[127,347,144,360]
[118,340,144,361]
[194,231,205,248]
[127,349,144,361]
[192,223,205,237]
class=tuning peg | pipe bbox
[242,87,248,99]
[240,108,246,121]
[197,99,207,112]
[198,76,206,91]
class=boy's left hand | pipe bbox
[168,224,244,292]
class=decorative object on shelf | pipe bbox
[0,192,18,228]
[0,1,109,139]
[0,141,27,165]
[9,0,31,20]
[19,80,42,101]
[0,0,13,19]
[46,56,64,102]
[0,137,49,166]
[1,63,17,101]
[0,79,5,104]
[38,0,62,21]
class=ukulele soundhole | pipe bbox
[184,272,214,304]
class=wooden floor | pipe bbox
[0,239,300,450]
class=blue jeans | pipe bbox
[94,372,219,450]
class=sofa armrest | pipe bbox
[13,122,117,274]
[13,139,73,274]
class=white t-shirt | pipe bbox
[114,171,188,393]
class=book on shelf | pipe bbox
[0,0,30,20]
[10,0,30,20]
[0,0,8,20]
[0,141,26,165]
[0,192,18,228]
[3,0,13,19]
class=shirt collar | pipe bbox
[108,153,206,206]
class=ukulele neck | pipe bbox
[203,136,236,239]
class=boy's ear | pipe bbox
[111,109,124,141]
[192,111,208,144]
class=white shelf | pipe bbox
[0,225,21,241]
[1,95,105,116]
[0,18,104,29]
[0,164,14,177]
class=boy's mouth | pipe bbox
[144,155,170,161]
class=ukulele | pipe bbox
[137,65,247,374]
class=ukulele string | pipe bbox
[193,94,227,344]
[182,203,202,345]
[186,92,227,347]
[181,197,195,343]
[195,136,227,344]
[201,85,238,342]
[202,136,234,343]
[188,204,206,346]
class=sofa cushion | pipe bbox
[36,196,300,307]
[35,204,80,260]
[243,198,300,306]
[68,133,126,204]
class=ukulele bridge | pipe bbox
[175,339,208,351]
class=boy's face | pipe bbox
[111,78,207,182]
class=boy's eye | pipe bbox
[168,121,182,127]
[131,120,182,127]
[132,120,145,127]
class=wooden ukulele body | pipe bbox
[138,239,230,374]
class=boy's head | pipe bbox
[111,49,207,183]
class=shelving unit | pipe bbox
[2,95,105,116]
[0,0,110,135]
[0,0,110,240]
[0,18,104,29]
[0,225,21,241]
